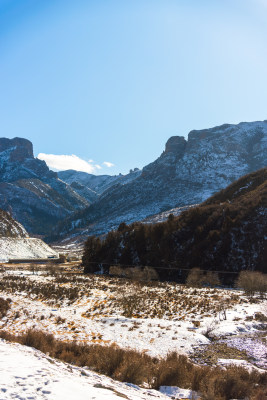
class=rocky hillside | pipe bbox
[0,237,58,262]
[83,168,267,279]
[54,120,267,241]
[0,209,28,238]
[0,138,90,235]
[0,208,58,261]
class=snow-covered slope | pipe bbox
[58,168,142,195]
[142,204,197,224]
[0,209,58,262]
[54,120,267,241]
[0,238,58,262]
[0,340,169,400]
[0,209,28,238]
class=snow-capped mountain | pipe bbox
[58,168,141,195]
[0,138,90,235]
[53,120,267,241]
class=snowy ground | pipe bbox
[0,340,172,400]
[142,204,197,224]
[0,238,58,262]
[0,266,266,399]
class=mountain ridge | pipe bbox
[51,119,267,242]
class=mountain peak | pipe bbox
[164,136,187,156]
[0,137,33,162]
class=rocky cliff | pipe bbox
[0,138,89,234]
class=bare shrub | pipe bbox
[22,330,55,350]
[236,271,267,297]
[202,322,217,340]
[252,389,267,400]
[124,267,143,281]
[110,266,159,282]
[0,275,80,303]
[0,297,11,318]
[153,352,193,389]
[143,266,159,281]
[55,316,66,324]
[14,311,20,319]
[254,312,267,322]
[186,269,220,288]
[46,264,62,277]
[200,366,256,400]
[204,271,220,287]
[0,329,266,397]
[186,268,205,287]
[109,266,124,277]
[113,351,149,385]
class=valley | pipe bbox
[0,120,266,399]
[0,264,266,399]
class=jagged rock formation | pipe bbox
[0,138,89,234]
[53,120,267,241]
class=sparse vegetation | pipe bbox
[0,329,266,399]
[236,271,267,298]
[0,266,266,399]
[0,297,11,318]
[0,274,80,304]
[0,271,241,320]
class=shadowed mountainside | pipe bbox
[83,168,267,280]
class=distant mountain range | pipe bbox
[58,168,141,196]
[0,137,141,235]
[0,119,266,242]
[53,120,267,242]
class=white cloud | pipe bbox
[103,161,115,168]
[37,153,97,174]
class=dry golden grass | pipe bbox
[0,271,241,321]
[0,329,266,399]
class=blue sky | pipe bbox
[1,0,267,175]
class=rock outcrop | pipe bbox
[164,136,187,157]
[0,138,89,234]
[0,137,33,162]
